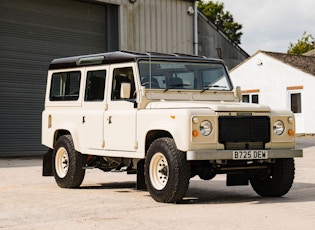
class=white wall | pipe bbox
[230,52,315,134]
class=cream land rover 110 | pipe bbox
[42,51,303,203]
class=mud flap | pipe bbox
[227,173,249,186]
[42,149,53,176]
[136,159,147,190]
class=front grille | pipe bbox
[219,116,270,149]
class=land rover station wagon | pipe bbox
[42,51,303,203]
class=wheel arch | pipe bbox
[53,129,71,147]
[53,129,81,151]
[145,130,172,155]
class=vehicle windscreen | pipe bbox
[138,60,232,91]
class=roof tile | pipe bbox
[262,51,315,76]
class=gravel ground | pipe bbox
[0,137,314,230]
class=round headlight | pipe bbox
[273,120,285,135]
[200,120,212,136]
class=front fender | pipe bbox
[146,117,190,152]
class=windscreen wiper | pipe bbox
[201,84,227,93]
[164,83,189,92]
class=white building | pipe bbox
[230,51,315,134]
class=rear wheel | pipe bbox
[250,158,295,197]
[52,135,86,188]
[145,137,190,203]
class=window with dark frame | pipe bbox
[242,95,250,103]
[85,70,106,101]
[252,94,259,104]
[242,94,259,104]
[290,93,302,113]
[50,71,81,101]
[111,67,136,100]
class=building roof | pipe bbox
[304,49,315,56]
[232,50,315,76]
[261,51,315,76]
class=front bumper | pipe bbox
[186,149,303,161]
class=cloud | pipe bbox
[222,0,315,54]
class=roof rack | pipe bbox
[145,51,178,57]
[49,50,221,70]
[172,53,207,58]
[121,50,208,59]
[120,50,147,56]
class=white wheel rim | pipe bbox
[149,152,169,190]
[55,147,69,178]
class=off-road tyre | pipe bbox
[250,158,295,197]
[52,135,86,188]
[144,137,190,203]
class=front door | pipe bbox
[104,65,138,152]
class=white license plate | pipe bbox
[233,150,268,160]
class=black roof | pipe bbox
[49,50,223,70]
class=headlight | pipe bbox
[200,120,212,136]
[273,120,285,135]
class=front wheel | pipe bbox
[145,137,190,203]
[250,158,295,197]
[52,135,86,188]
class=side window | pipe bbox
[290,92,302,113]
[111,67,136,100]
[242,94,250,103]
[50,71,81,101]
[242,94,259,104]
[287,87,303,114]
[252,94,259,104]
[85,70,106,101]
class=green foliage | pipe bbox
[198,0,243,44]
[287,32,315,54]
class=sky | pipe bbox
[217,0,315,55]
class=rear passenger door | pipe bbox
[79,66,108,151]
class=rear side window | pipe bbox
[85,70,106,101]
[50,71,81,101]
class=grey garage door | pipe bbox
[0,0,119,157]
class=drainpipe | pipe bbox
[193,1,198,55]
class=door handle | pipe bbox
[82,116,86,124]
[108,116,112,124]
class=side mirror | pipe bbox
[120,82,131,99]
[235,86,242,102]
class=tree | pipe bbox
[287,32,315,54]
[198,0,243,44]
